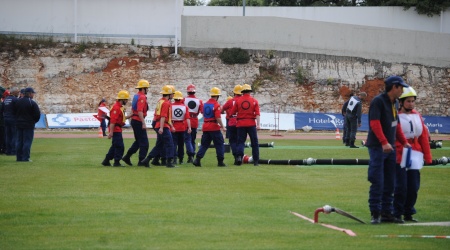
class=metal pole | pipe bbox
[74,0,78,43]
[243,0,246,16]
[174,0,179,54]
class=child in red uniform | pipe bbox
[102,90,130,167]
[171,91,192,164]
[193,87,227,167]
[184,84,203,162]
[141,85,176,168]
[222,85,242,165]
[230,84,261,166]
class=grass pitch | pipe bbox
[0,137,449,249]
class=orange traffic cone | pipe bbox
[335,128,341,140]
[98,127,103,138]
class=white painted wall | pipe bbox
[0,2,449,66]
[0,0,182,45]
[181,16,450,68]
[183,6,450,34]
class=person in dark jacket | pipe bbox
[14,87,41,162]
[3,87,19,155]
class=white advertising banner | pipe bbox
[47,113,131,128]
[259,112,295,130]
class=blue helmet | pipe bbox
[384,76,409,88]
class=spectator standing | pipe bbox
[122,80,150,166]
[230,84,261,166]
[365,76,410,224]
[0,90,7,154]
[193,87,226,167]
[14,87,41,162]
[345,92,367,148]
[3,87,19,155]
[184,84,203,163]
[222,85,242,165]
[101,90,130,167]
[341,93,352,145]
[394,87,432,222]
[97,98,109,137]
[171,91,193,164]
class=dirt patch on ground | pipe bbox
[103,57,143,73]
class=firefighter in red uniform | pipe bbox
[222,85,243,165]
[230,84,261,166]
[101,90,130,167]
[193,87,227,167]
[171,91,193,164]
[122,79,150,166]
[141,85,176,168]
[184,84,203,163]
[393,87,432,222]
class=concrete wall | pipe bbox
[1,2,449,67]
[0,0,182,45]
[183,6,450,34]
[181,16,450,68]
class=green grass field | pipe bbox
[1,137,449,249]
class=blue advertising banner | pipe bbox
[295,112,450,134]
[422,115,450,134]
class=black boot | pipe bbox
[345,140,350,146]
[101,156,111,166]
[187,155,194,163]
[161,158,167,166]
[122,152,133,166]
[151,157,161,166]
[217,158,227,167]
[179,158,184,164]
[173,158,178,165]
[349,140,359,148]
[166,158,176,168]
[138,157,150,167]
[371,211,381,225]
[253,160,259,166]
[381,212,404,223]
[233,155,239,166]
[236,156,242,166]
[193,157,201,167]
[113,160,124,167]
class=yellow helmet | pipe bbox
[167,85,176,93]
[242,84,252,92]
[135,79,150,89]
[160,85,174,95]
[117,90,130,100]
[173,91,183,100]
[210,87,221,96]
[400,86,417,99]
[227,96,233,101]
[233,84,243,95]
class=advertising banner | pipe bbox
[46,113,131,128]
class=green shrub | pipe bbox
[219,47,250,64]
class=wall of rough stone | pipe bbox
[0,44,449,116]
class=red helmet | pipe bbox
[187,84,196,92]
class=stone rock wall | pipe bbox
[0,44,449,116]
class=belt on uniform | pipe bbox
[204,120,216,123]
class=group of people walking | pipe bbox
[0,87,41,162]
[102,80,261,168]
